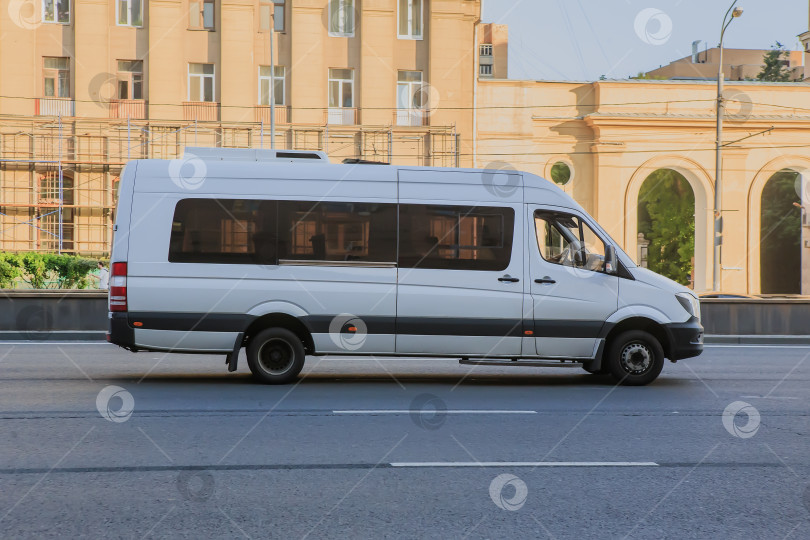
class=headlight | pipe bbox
[675,292,701,322]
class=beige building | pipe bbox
[2,1,809,296]
[643,46,804,81]
[476,78,810,295]
[0,0,480,255]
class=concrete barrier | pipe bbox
[0,291,807,341]
[699,297,810,335]
[0,290,108,340]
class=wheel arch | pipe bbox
[244,313,315,355]
[603,317,672,359]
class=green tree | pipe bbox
[0,253,23,289]
[757,42,792,82]
[638,169,695,285]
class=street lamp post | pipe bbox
[713,1,743,291]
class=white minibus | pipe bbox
[108,148,703,385]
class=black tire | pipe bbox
[246,328,306,384]
[605,330,664,386]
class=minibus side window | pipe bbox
[534,212,606,272]
[169,198,278,264]
[276,201,397,263]
[398,204,514,271]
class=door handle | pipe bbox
[535,276,556,284]
[498,275,520,283]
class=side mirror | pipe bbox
[605,245,618,275]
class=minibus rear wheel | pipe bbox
[247,328,306,384]
[606,330,664,386]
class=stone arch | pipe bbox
[625,156,713,291]
[747,155,810,294]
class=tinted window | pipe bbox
[399,204,514,271]
[277,201,397,263]
[534,211,606,272]
[169,199,278,264]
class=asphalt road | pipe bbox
[0,343,808,539]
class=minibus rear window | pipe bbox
[398,204,514,271]
[169,199,278,264]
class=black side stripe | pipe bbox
[126,312,606,339]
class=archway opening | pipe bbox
[637,169,696,287]
[760,169,801,294]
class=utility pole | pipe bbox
[714,1,743,291]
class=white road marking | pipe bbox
[740,395,800,400]
[334,410,537,415]
[390,461,659,467]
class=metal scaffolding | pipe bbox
[0,114,459,256]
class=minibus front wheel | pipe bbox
[247,328,306,384]
[606,330,665,386]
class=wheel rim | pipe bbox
[257,338,295,376]
[619,342,653,375]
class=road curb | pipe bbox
[704,335,810,345]
[0,331,107,341]
[0,332,808,345]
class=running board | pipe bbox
[459,358,583,368]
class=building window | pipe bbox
[328,0,354,37]
[260,1,285,32]
[43,0,70,24]
[117,0,143,27]
[480,44,493,56]
[398,0,422,39]
[189,0,215,30]
[188,63,215,102]
[397,71,423,109]
[43,57,70,98]
[396,71,425,125]
[259,66,285,106]
[117,61,143,100]
[479,64,493,77]
[328,69,354,108]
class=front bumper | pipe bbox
[664,316,704,360]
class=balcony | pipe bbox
[182,101,220,122]
[325,107,358,125]
[395,109,429,127]
[109,99,146,120]
[35,98,74,117]
[255,105,290,125]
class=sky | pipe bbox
[482,0,809,81]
